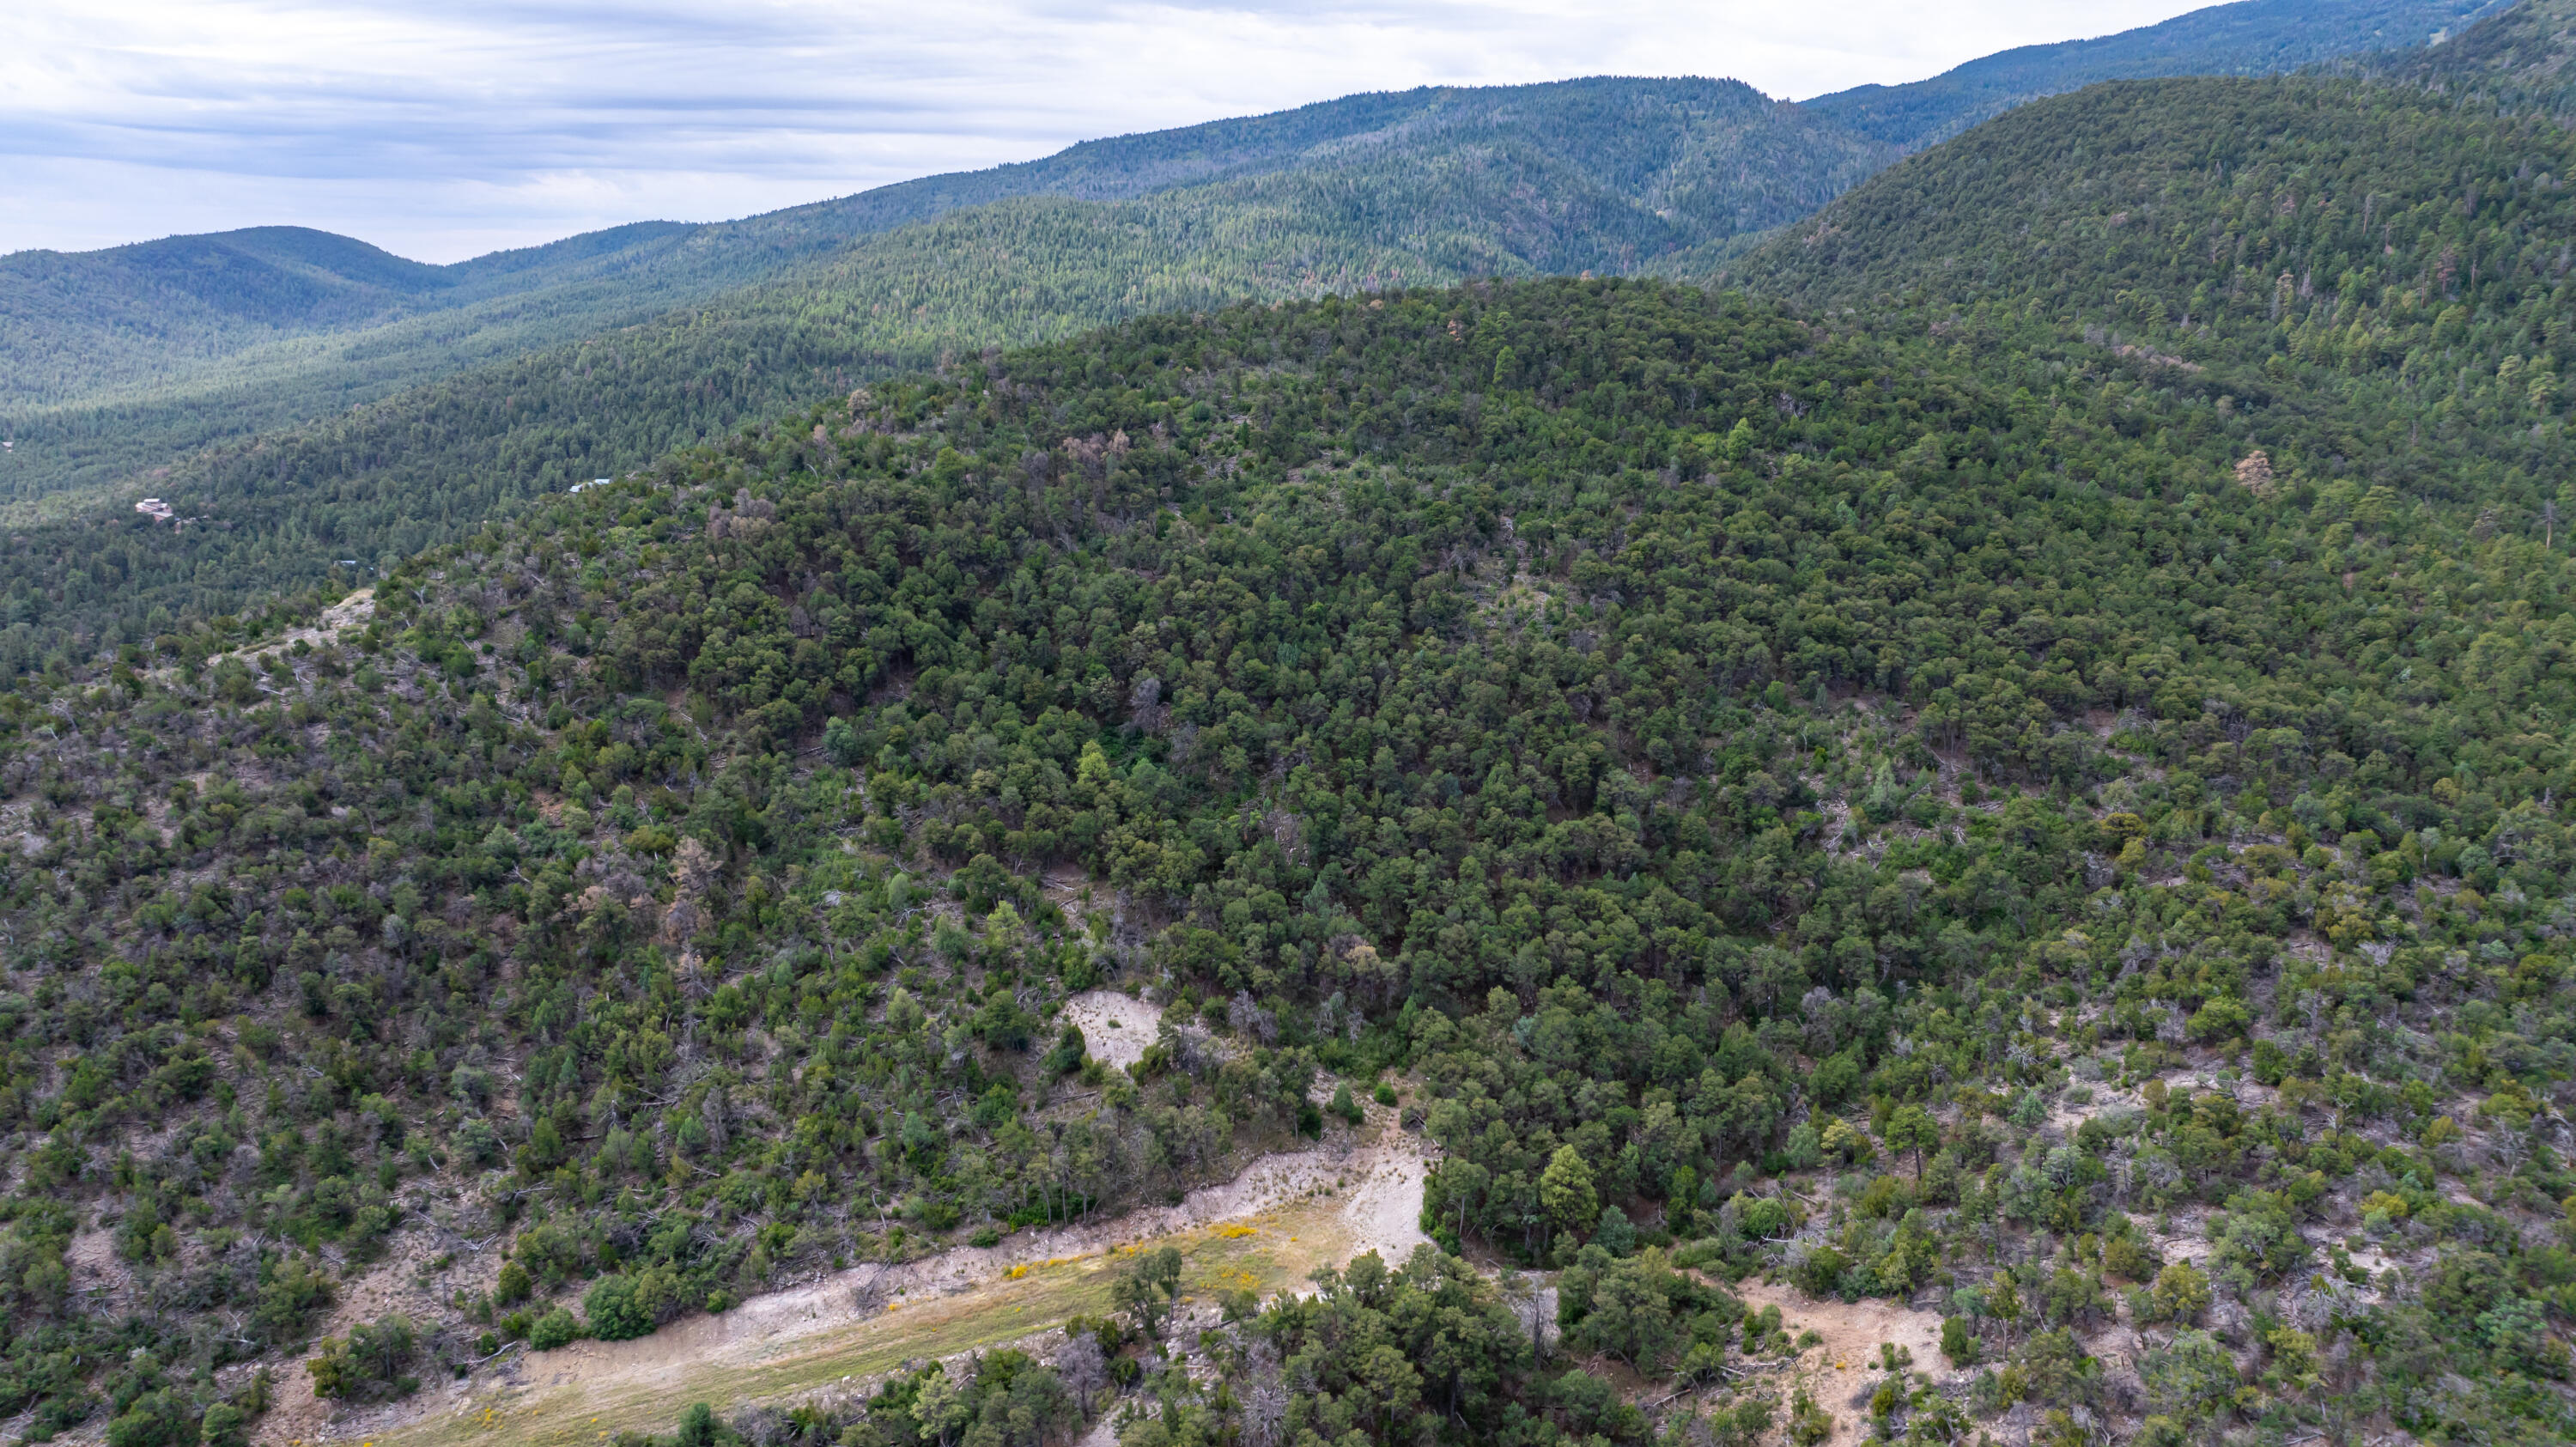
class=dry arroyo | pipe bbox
[303,1116,1430,1447]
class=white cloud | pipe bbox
[0,0,2213,261]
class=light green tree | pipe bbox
[1540,1146,1599,1243]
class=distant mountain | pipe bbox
[0,1,2525,668]
[0,76,1899,661]
[4,223,688,409]
[0,76,1879,512]
[1803,0,2503,150]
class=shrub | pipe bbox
[306,1315,419,1403]
[529,1306,585,1351]
[1593,1205,1636,1255]
[1941,1315,1979,1366]
[1791,1245,1849,1298]
[251,1255,335,1348]
[2148,1262,2211,1324]
[585,1274,655,1341]
[2103,1233,2159,1282]
[494,1260,532,1305]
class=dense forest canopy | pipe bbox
[7,12,2576,1446]
[0,258,2570,1444]
[2339,0,2576,114]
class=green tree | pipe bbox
[1540,1146,1599,1244]
[1111,1245,1185,1340]
[1884,1104,1940,1183]
[2149,1262,2212,1324]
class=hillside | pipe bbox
[1720,73,2576,469]
[1802,0,2503,149]
[1,251,2573,1445]
[0,76,1886,669]
[0,223,697,411]
[19,0,2480,429]
[2344,0,2576,112]
[0,76,1872,508]
[0,85,1471,415]
[0,1,2512,679]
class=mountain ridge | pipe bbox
[1802,0,2504,149]
[1,2,2498,502]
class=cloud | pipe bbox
[0,0,2211,261]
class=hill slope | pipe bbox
[0,76,1887,663]
[0,85,1473,414]
[5,257,2574,1444]
[1720,73,2576,478]
[0,76,1870,495]
[2344,0,2576,112]
[0,223,703,411]
[0,1,2517,675]
[1802,0,2503,149]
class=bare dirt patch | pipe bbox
[1060,990,1163,1072]
[1732,1280,1948,1447]
[64,1227,125,1303]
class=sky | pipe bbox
[1,0,2222,263]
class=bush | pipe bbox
[196,1401,253,1447]
[104,1389,194,1447]
[2141,1329,2237,1426]
[2148,1262,2211,1324]
[454,1118,502,1164]
[1041,1025,1087,1076]
[494,1260,532,1305]
[1787,1387,1834,1445]
[1791,1245,1849,1298]
[530,1306,585,1351]
[1941,1316,1979,1366]
[585,1274,659,1341]
[1330,1082,1363,1125]
[306,1315,418,1403]
[251,1255,336,1348]
[2103,1233,2159,1282]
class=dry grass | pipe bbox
[311,1128,1426,1447]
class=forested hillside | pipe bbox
[3,252,2573,1445]
[2,81,1502,419]
[1802,0,2499,149]
[0,223,708,411]
[0,76,1884,669]
[6,11,2576,1445]
[0,76,1872,513]
[2343,0,2576,112]
[0,2,2499,681]
[1722,74,2576,484]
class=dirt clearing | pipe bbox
[1060,990,1163,1071]
[1732,1280,1949,1447]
